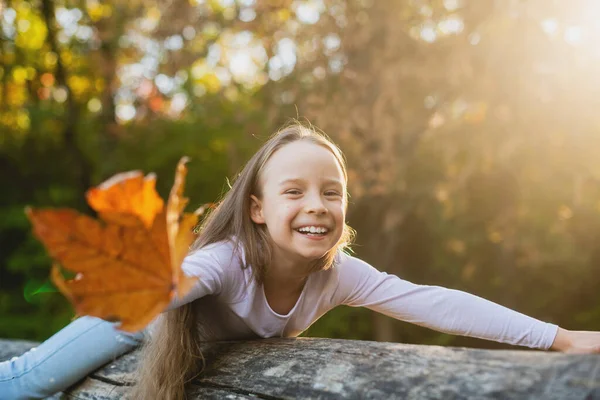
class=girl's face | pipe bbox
[250,141,346,265]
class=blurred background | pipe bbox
[1,0,600,350]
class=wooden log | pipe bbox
[1,338,599,399]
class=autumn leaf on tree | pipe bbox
[25,158,201,332]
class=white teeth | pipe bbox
[297,226,328,234]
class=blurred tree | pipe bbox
[1,0,599,346]
[293,0,600,344]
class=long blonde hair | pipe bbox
[130,123,355,399]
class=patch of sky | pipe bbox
[155,74,175,94]
[75,26,94,41]
[230,52,255,81]
[139,16,159,32]
[239,8,256,22]
[269,57,283,72]
[3,8,16,25]
[207,43,222,67]
[443,0,461,12]
[53,8,88,42]
[2,23,15,39]
[420,23,437,42]
[143,37,161,57]
[294,0,325,25]
[118,64,145,88]
[275,38,297,73]
[116,103,136,122]
[206,43,221,67]
[268,67,282,81]
[439,15,464,34]
[323,33,341,53]
[165,34,184,51]
[266,37,297,81]
[140,55,159,78]
[170,92,188,114]
[56,8,82,29]
[64,23,78,37]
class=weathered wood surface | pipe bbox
[2,337,600,399]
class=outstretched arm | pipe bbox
[551,328,600,353]
[165,240,243,311]
[333,254,593,351]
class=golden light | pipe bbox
[540,0,600,56]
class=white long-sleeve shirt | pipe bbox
[166,239,558,349]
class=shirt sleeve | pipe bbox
[333,253,559,350]
[165,240,241,311]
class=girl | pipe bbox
[1,123,599,400]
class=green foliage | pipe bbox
[302,306,373,340]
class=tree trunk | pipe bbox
[40,0,93,205]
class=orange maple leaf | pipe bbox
[26,158,200,332]
[86,170,164,229]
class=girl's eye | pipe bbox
[285,189,302,195]
[325,191,342,197]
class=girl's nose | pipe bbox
[305,194,328,214]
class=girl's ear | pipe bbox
[250,195,265,224]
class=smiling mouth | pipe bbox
[295,226,329,236]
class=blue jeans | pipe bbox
[0,316,145,399]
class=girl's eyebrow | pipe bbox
[278,178,305,186]
[278,178,343,186]
[323,178,344,187]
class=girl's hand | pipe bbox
[551,327,600,354]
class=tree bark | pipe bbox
[2,337,599,399]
